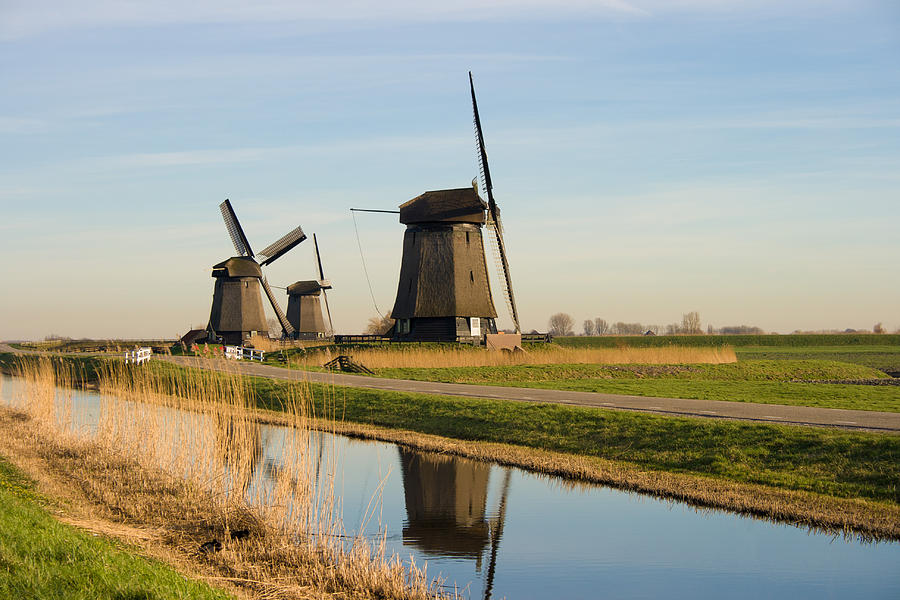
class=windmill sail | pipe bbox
[260,276,295,336]
[258,225,307,266]
[313,234,334,334]
[470,71,521,333]
[220,199,254,257]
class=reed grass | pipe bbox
[6,356,454,600]
[292,344,737,370]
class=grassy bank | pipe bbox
[368,360,900,413]
[0,455,233,600]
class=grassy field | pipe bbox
[0,455,232,600]
[734,346,900,374]
[371,360,900,412]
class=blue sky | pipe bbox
[1,1,898,339]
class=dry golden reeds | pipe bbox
[293,344,737,370]
[7,355,454,600]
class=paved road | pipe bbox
[158,355,900,434]
[4,344,897,433]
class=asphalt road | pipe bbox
[158,354,900,434]
[3,343,897,433]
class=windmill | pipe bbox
[286,233,334,339]
[207,199,306,345]
[387,72,519,342]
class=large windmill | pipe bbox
[207,199,306,345]
[388,72,520,342]
[286,233,334,339]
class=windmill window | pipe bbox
[466,231,470,245]
[469,270,474,283]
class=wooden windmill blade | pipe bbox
[257,225,307,266]
[470,71,521,333]
[313,233,335,335]
[220,199,254,257]
[260,275,295,336]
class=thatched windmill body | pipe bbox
[208,199,306,345]
[286,234,334,339]
[390,186,498,341]
[389,72,520,341]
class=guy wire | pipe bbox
[351,209,383,316]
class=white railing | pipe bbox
[243,347,265,362]
[224,346,265,362]
[124,347,152,364]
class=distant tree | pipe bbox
[548,313,575,336]
[874,322,885,334]
[583,320,596,336]
[613,322,643,335]
[594,318,609,335]
[720,325,764,335]
[681,311,702,334]
[707,324,715,335]
[365,313,394,335]
[665,323,680,335]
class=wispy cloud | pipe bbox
[0,0,646,40]
[0,116,47,134]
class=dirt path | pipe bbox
[159,354,900,434]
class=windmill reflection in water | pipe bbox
[399,448,512,600]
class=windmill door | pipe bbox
[469,317,481,337]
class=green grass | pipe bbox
[246,377,900,504]
[370,360,900,413]
[734,346,900,374]
[0,455,233,600]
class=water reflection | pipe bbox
[400,449,492,559]
[399,449,513,600]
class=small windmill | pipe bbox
[286,233,334,339]
[207,199,306,344]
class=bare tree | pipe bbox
[548,313,575,336]
[665,323,679,335]
[613,322,643,335]
[681,311,702,334]
[874,322,885,334]
[594,318,609,335]
[365,313,394,335]
[582,319,596,336]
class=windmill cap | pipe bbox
[399,187,487,224]
[211,257,262,278]
[287,280,329,295]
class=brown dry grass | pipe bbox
[296,345,737,370]
[2,356,455,600]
